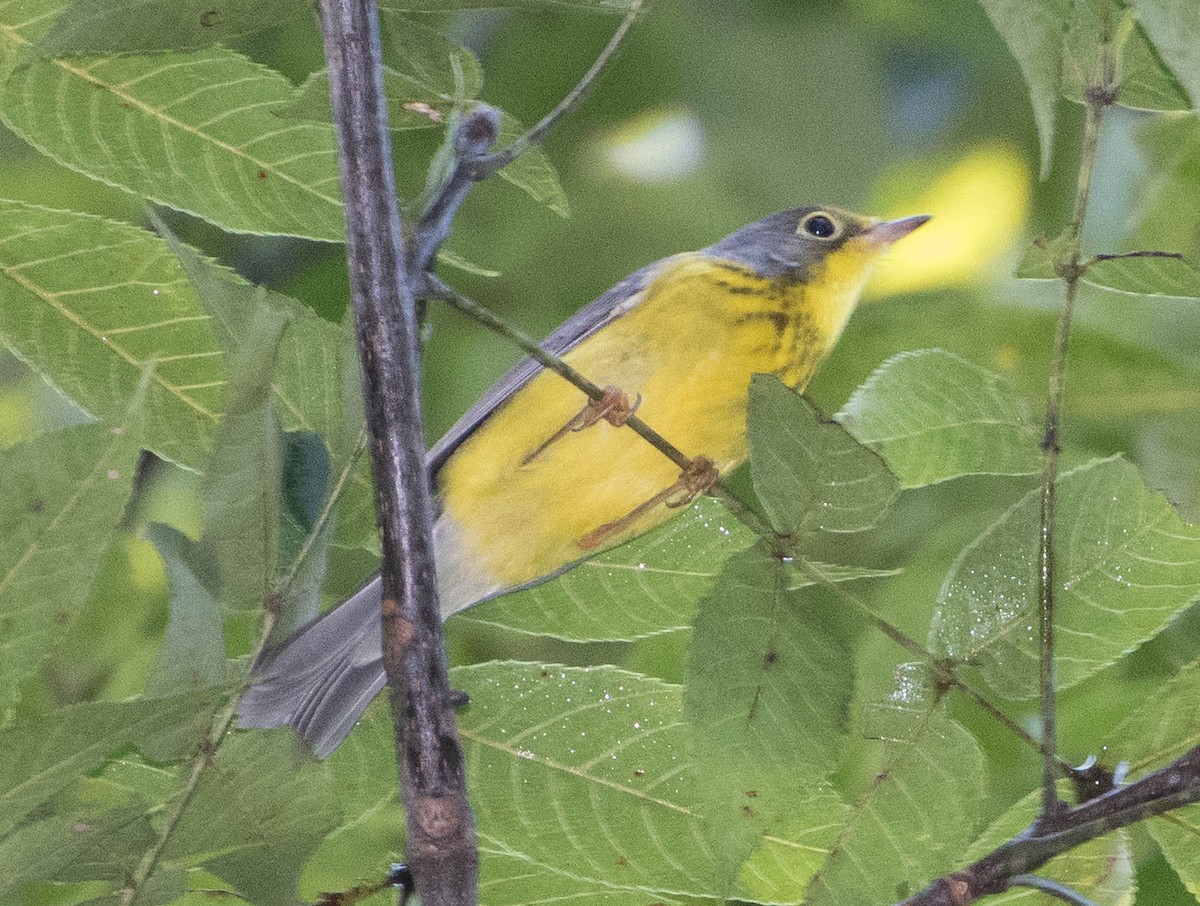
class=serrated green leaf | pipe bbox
[931,456,1200,698]
[163,731,340,906]
[1131,0,1200,117]
[32,0,307,57]
[457,663,718,897]
[1147,805,1200,901]
[0,43,344,240]
[805,707,984,905]
[963,785,1136,906]
[455,661,847,902]
[839,349,1040,488]
[749,375,898,535]
[978,0,1070,178]
[436,245,502,277]
[1062,0,1191,112]
[457,497,754,641]
[380,0,635,10]
[684,546,852,893]
[0,422,138,707]
[0,696,210,837]
[144,524,224,697]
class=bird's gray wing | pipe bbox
[426,257,673,474]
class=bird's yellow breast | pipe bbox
[436,244,874,592]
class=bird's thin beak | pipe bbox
[867,214,931,245]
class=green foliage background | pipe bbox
[1,0,1200,904]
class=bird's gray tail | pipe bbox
[238,577,386,758]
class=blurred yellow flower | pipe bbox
[866,145,1031,297]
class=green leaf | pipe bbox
[1147,805,1200,901]
[0,44,344,240]
[0,696,209,837]
[0,422,138,707]
[1062,0,1191,112]
[1131,0,1200,117]
[163,731,340,906]
[931,456,1200,698]
[1085,253,1200,298]
[32,0,308,56]
[379,0,636,10]
[144,524,224,697]
[838,349,1040,488]
[279,67,457,131]
[496,112,570,217]
[962,785,1135,906]
[804,707,985,906]
[0,809,172,901]
[978,0,1070,178]
[200,302,288,610]
[436,245,502,277]
[455,661,848,902]
[1020,237,1200,298]
[0,200,221,463]
[457,497,754,641]
[684,547,852,893]
[382,12,484,100]
[458,663,718,897]
[0,201,348,468]
[748,375,898,535]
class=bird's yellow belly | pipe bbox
[436,259,826,593]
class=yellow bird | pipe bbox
[239,206,928,755]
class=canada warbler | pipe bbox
[239,205,928,756]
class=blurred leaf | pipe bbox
[1015,232,1073,279]
[0,422,138,707]
[1063,0,1191,112]
[0,696,209,837]
[200,302,288,610]
[978,0,1070,178]
[0,808,172,902]
[931,456,1200,698]
[1146,805,1200,901]
[963,786,1135,906]
[1085,253,1200,298]
[1134,115,1200,263]
[32,0,307,56]
[144,524,224,697]
[0,200,221,463]
[379,0,636,10]
[684,546,852,893]
[862,662,938,743]
[0,42,343,240]
[748,375,898,535]
[281,430,330,536]
[436,245,502,277]
[1106,654,1200,773]
[382,12,483,100]
[496,112,570,217]
[1131,0,1200,116]
[163,730,340,906]
[839,349,1040,488]
[804,707,985,906]
[279,67,456,131]
[457,497,753,641]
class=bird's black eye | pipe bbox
[801,213,838,239]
